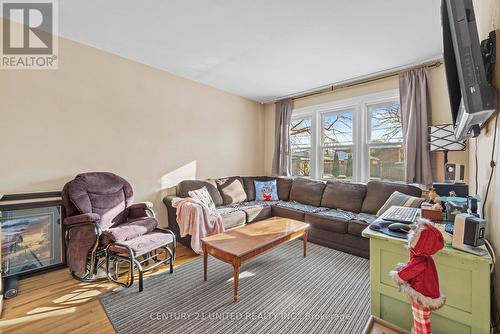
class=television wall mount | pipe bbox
[481,30,496,84]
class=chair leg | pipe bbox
[93,254,100,276]
[138,270,144,292]
[134,258,144,292]
[106,242,174,292]
[165,246,174,273]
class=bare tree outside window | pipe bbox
[288,94,404,181]
[370,103,403,143]
[322,111,353,180]
[369,103,404,182]
[290,117,312,176]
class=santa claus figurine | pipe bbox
[390,218,446,334]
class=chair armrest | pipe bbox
[162,196,181,239]
[64,213,100,226]
[127,201,155,219]
[128,201,153,210]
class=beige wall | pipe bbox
[470,0,500,311]
[0,29,265,225]
[263,66,469,180]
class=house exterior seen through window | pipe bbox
[289,90,404,182]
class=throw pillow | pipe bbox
[188,186,216,211]
[216,177,247,204]
[254,180,279,201]
[376,191,425,217]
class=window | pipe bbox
[289,90,404,182]
[321,111,354,180]
[290,117,312,177]
[367,102,404,182]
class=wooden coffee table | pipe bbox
[201,217,309,302]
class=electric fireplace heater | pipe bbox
[0,192,65,278]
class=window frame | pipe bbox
[290,89,402,182]
[320,108,356,181]
[365,99,405,182]
[289,114,314,178]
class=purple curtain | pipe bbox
[272,98,293,176]
[399,68,433,185]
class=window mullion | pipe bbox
[356,102,366,182]
[312,111,320,179]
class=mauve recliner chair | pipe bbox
[62,172,175,291]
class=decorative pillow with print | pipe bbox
[254,180,279,201]
[376,191,424,217]
[188,186,216,211]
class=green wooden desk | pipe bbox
[362,227,492,334]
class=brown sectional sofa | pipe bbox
[163,176,422,258]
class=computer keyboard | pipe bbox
[380,206,420,224]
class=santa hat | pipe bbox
[389,219,446,310]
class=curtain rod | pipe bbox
[264,57,443,104]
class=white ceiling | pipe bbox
[56,0,442,102]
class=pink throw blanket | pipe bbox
[172,197,223,253]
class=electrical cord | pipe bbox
[476,137,479,195]
[486,239,496,273]
[482,113,499,219]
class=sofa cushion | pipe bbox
[242,176,269,201]
[274,201,328,213]
[308,227,369,258]
[216,177,248,205]
[376,191,425,217]
[289,178,326,206]
[107,229,174,256]
[321,181,367,213]
[275,177,294,201]
[347,213,377,236]
[271,206,305,221]
[214,206,246,229]
[228,200,279,209]
[361,181,422,214]
[306,209,376,236]
[227,200,276,223]
[243,206,272,223]
[177,180,223,206]
[305,210,349,234]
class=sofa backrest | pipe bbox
[289,178,326,206]
[360,181,422,214]
[176,179,224,206]
[175,177,421,214]
[321,181,367,213]
[242,176,269,201]
[275,177,294,201]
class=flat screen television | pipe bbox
[441,0,496,141]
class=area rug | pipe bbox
[100,240,370,334]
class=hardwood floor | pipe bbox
[0,243,198,334]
